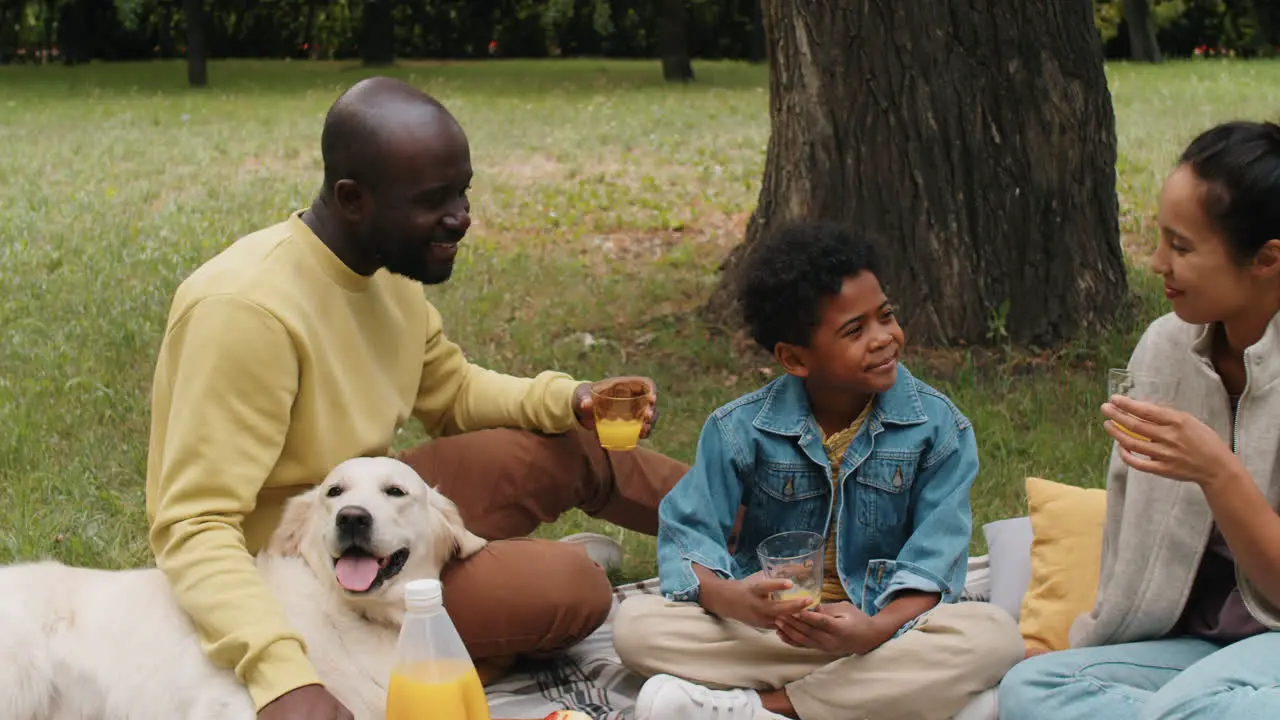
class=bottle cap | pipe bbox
[404,578,443,610]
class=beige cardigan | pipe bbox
[1070,310,1280,648]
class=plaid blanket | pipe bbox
[484,557,994,720]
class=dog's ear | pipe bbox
[266,489,319,557]
[450,519,489,561]
[428,487,488,561]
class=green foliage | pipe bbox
[592,0,615,37]
[1094,0,1189,43]
[537,0,621,54]
[112,0,148,31]
[540,0,576,40]
[2,59,1279,578]
[1096,0,1124,42]
[1211,0,1273,55]
[0,0,1274,62]
[1094,0,1280,57]
[0,0,764,63]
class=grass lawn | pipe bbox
[2,57,1278,584]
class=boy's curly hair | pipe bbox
[738,219,884,353]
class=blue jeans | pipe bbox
[997,634,1280,720]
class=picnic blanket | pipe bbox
[484,557,995,719]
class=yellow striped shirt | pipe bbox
[819,400,874,602]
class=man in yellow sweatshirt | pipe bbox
[145,76,688,719]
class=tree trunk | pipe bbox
[746,0,766,64]
[58,0,89,64]
[658,0,693,82]
[410,0,431,57]
[0,4,10,59]
[183,0,207,86]
[303,0,318,59]
[706,0,1127,349]
[158,0,175,59]
[361,0,396,66]
[42,0,54,64]
[1123,0,1162,63]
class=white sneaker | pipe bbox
[634,674,786,719]
[558,532,623,572]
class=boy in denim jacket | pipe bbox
[613,221,1023,720]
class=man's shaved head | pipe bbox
[310,76,474,285]
[320,77,459,195]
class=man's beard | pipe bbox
[366,226,456,285]
[383,248,454,285]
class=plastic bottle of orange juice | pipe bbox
[386,579,491,720]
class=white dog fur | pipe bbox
[0,456,487,720]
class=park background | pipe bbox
[2,0,1279,582]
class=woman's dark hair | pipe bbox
[738,219,884,352]
[1178,120,1280,263]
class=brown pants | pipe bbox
[397,427,688,665]
[614,596,1024,720]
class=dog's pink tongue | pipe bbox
[335,556,379,592]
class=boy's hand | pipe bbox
[698,569,814,629]
[775,601,888,655]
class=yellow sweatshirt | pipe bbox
[145,211,581,710]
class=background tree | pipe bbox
[57,0,91,64]
[657,0,692,81]
[745,0,763,62]
[360,0,394,65]
[1,0,1272,66]
[1123,0,1164,62]
[707,0,1129,348]
[182,0,205,86]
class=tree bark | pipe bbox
[658,0,693,82]
[183,0,207,86]
[1123,0,1162,63]
[361,0,396,66]
[706,0,1127,348]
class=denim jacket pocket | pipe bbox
[854,453,917,535]
[759,461,829,501]
[744,462,829,546]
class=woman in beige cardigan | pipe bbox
[999,120,1280,719]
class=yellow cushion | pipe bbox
[1018,476,1108,651]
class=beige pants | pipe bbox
[613,596,1023,720]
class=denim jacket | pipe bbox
[656,365,978,634]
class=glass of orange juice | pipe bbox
[1107,368,1180,441]
[757,530,824,610]
[590,379,651,451]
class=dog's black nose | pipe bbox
[335,506,373,533]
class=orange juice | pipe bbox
[595,418,642,450]
[386,659,491,720]
[1114,422,1150,442]
[776,586,819,609]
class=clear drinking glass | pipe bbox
[590,379,651,451]
[756,530,824,609]
[1107,368,1180,441]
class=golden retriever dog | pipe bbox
[0,456,486,720]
